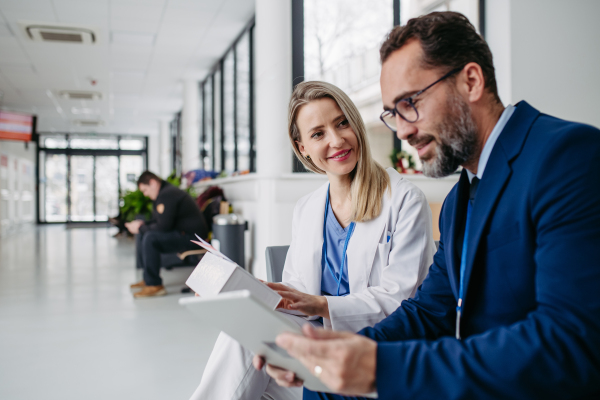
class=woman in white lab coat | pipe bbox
[189,81,435,400]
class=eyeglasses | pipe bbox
[380,66,463,132]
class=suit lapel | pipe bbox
[346,190,390,293]
[462,152,512,303]
[461,101,540,304]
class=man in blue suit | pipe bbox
[255,11,600,399]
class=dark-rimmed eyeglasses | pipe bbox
[380,66,463,132]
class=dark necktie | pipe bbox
[469,177,480,207]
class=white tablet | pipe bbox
[180,291,378,398]
[179,290,332,393]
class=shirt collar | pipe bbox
[466,104,515,183]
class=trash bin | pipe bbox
[211,213,248,269]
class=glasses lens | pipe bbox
[381,111,397,132]
[397,100,418,123]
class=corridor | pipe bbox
[0,225,217,400]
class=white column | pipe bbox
[255,0,293,176]
[158,119,171,178]
[485,0,512,106]
[251,0,293,278]
[181,79,201,173]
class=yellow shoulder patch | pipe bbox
[157,203,165,214]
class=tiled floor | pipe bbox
[0,225,219,400]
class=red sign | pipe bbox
[0,110,34,141]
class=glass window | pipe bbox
[213,68,222,172]
[43,135,68,149]
[408,0,480,32]
[203,78,214,170]
[303,0,395,170]
[223,51,236,173]
[198,22,255,175]
[69,135,119,149]
[120,155,145,193]
[304,0,393,93]
[119,138,145,150]
[236,31,251,173]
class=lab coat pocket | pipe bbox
[377,241,391,267]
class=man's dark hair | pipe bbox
[137,171,162,186]
[380,12,500,103]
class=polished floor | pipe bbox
[0,225,219,400]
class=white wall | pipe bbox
[148,134,160,175]
[487,0,600,128]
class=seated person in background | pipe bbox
[126,171,209,298]
[262,12,600,400]
[188,81,436,400]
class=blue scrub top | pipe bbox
[321,196,352,297]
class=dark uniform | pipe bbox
[136,181,208,286]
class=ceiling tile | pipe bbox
[0,38,30,64]
[0,0,55,13]
[110,47,152,69]
[167,0,222,12]
[109,18,159,34]
[110,3,164,23]
[0,0,255,134]
[0,23,15,38]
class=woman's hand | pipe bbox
[252,355,304,387]
[266,282,329,319]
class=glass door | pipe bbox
[69,156,94,221]
[37,133,148,223]
[95,156,119,221]
[42,153,68,222]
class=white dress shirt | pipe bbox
[467,104,515,183]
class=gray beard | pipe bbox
[421,93,479,178]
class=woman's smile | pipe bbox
[328,149,352,161]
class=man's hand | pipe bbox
[276,324,378,395]
[124,220,144,234]
[267,282,329,319]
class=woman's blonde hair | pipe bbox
[288,81,390,222]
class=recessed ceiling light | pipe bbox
[111,31,154,46]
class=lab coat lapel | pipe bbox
[346,190,391,293]
[296,183,328,295]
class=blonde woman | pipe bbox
[189,81,435,400]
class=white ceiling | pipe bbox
[0,0,254,136]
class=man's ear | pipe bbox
[296,141,306,157]
[461,62,485,103]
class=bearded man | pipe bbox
[256,11,600,400]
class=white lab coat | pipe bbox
[282,167,436,332]
[189,168,435,400]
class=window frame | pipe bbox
[197,19,256,174]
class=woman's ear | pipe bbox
[296,141,306,157]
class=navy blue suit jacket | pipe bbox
[357,101,600,399]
